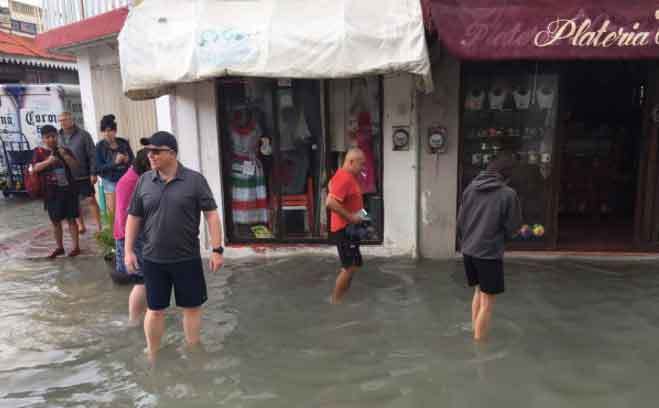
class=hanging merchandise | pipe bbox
[488,86,507,111]
[352,112,377,194]
[465,88,486,111]
[348,79,377,194]
[229,110,269,225]
[513,85,531,110]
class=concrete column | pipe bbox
[172,81,225,250]
[76,50,99,142]
[418,53,461,259]
[381,73,419,257]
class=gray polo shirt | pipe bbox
[128,164,218,263]
[58,126,96,180]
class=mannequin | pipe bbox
[229,107,268,225]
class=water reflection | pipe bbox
[1,199,659,406]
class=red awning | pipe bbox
[428,0,659,60]
[36,7,128,52]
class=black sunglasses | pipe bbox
[146,147,174,155]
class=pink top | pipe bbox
[113,167,139,240]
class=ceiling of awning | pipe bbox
[119,0,433,100]
[428,0,659,60]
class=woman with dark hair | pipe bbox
[112,148,150,325]
[95,114,133,216]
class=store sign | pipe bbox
[428,0,659,59]
[20,109,59,149]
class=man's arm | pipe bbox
[204,210,223,249]
[84,131,97,178]
[124,215,142,273]
[326,195,360,224]
[503,192,523,239]
[58,147,79,170]
[204,210,224,272]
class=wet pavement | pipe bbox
[1,197,659,407]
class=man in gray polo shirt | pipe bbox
[58,111,102,234]
[124,131,224,363]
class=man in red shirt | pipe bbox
[326,148,366,304]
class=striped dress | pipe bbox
[230,121,268,224]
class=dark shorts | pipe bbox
[45,190,80,223]
[143,258,208,310]
[111,238,145,285]
[330,229,363,269]
[76,179,95,199]
[463,255,504,295]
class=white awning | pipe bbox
[118,0,433,100]
[0,55,77,71]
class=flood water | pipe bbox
[1,198,659,407]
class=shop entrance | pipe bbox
[556,62,646,251]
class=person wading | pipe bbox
[457,154,521,341]
[326,148,366,304]
[58,112,102,234]
[95,114,133,217]
[113,149,150,325]
[124,132,224,363]
[31,125,81,258]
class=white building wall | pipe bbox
[381,73,419,257]
[171,81,224,251]
[418,51,461,259]
[76,49,99,142]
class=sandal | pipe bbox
[68,248,81,257]
[47,248,65,259]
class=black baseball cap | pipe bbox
[140,131,178,152]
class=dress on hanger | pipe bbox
[352,112,377,194]
[230,117,268,224]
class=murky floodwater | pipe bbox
[2,198,659,407]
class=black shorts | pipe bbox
[143,258,208,310]
[76,179,95,199]
[110,270,145,285]
[463,255,504,295]
[45,190,80,222]
[330,229,363,268]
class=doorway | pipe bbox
[557,61,646,251]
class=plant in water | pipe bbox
[95,212,115,262]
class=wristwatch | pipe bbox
[212,246,224,255]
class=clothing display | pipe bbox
[536,85,555,109]
[488,87,507,110]
[278,105,312,194]
[352,112,377,194]
[230,118,268,225]
[513,87,531,110]
[465,89,486,111]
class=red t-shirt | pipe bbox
[329,168,363,232]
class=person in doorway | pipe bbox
[31,125,81,258]
[457,154,521,341]
[58,111,102,234]
[95,114,134,217]
[112,149,150,325]
[326,148,366,304]
[124,131,224,363]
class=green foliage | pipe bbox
[96,212,115,261]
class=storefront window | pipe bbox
[460,64,559,244]
[219,76,383,243]
[328,77,383,242]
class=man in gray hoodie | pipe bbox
[457,154,522,341]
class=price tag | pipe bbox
[242,160,256,176]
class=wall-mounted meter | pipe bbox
[427,126,448,154]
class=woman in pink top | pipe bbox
[112,149,150,325]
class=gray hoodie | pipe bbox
[457,171,522,259]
